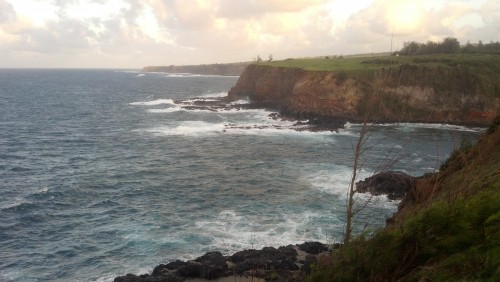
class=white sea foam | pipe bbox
[229,99,250,105]
[302,166,379,197]
[1,199,33,211]
[147,107,183,113]
[145,122,226,136]
[302,166,354,196]
[302,167,400,213]
[182,98,219,103]
[165,73,201,78]
[413,157,423,163]
[192,209,342,255]
[199,92,228,98]
[335,127,359,137]
[348,122,485,132]
[94,275,117,282]
[129,99,176,106]
[137,74,145,77]
[397,123,485,132]
[115,70,141,74]
[142,118,340,138]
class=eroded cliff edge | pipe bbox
[227,62,499,125]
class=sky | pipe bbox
[0,0,499,68]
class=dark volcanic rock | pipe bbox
[115,242,330,282]
[229,246,298,276]
[298,241,329,254]
[356,171,415,200]
[192,251,228,279]
[114,272,184,282]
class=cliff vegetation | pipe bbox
[307,117,500,281]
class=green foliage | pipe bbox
[399,37,500,55]
[308,188,500,281]
[439,141,473,171]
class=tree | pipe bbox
[401,41,422,55]
[424,40,439,54]
[478,40,484,51]
[268,54,273,62]
[256,55,262,63]
[440,37,460,53]
[343,71,404,244]
[463,41,475,53]
[344,119,369,244]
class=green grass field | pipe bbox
[262,53,500,74]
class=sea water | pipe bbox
[0,69,482,281]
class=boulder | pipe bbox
[356,171,414,200]
[298,241,329,254]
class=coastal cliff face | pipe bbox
[227,64,499,125]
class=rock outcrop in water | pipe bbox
[226,64,498,126]
[114,242,330,282]
[356,171,415,200]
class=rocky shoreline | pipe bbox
[113,170,416,282]
[114,242,331,282]
[184,97,488,133]
[115,94,451,282]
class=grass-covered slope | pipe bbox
[308,117,500,281]
[265,54,500,100]
[265,54,500,74]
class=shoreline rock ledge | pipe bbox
[356,171,415,200]
[114,242,329,282]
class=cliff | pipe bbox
[227,55,500,125]
[142,62,249,76]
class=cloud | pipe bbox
[339,0,426,39]
[0,0,16,23]
[330,0,499,54]
[216,0,330,18]
[0,0,498,68]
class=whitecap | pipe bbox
[147,107,183,113]
[1,199,34,211]
[129,99,176,106]
[145,122,226,136]
[413,158,423,163]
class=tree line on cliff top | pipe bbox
[398,37,500,56]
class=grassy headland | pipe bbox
[263,53,500,76]
[262,53,500,103]
[228,53,499,125]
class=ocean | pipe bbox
[0,69,482,281]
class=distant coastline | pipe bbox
[142,62,250,76]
